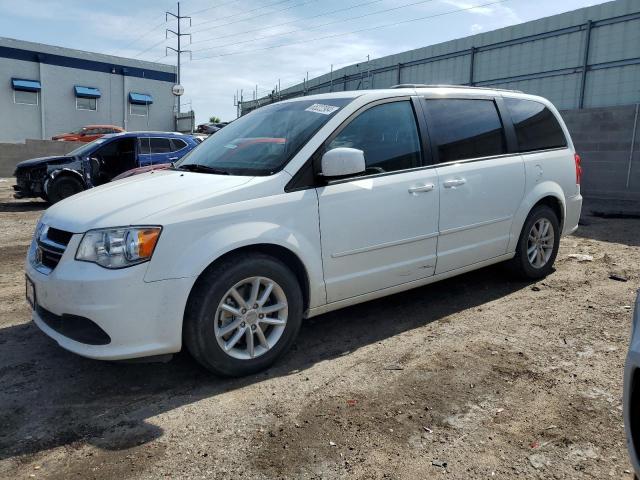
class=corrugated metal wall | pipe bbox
[240,0,640,114]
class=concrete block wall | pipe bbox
[0,139,83,177]
[562,104,640,200]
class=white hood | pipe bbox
[42,169,257,232]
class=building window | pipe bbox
[130,103,148,116]
[129,92,153,117]
[74,86,100,112]
[14,90,38,105]
[76,96,97,111]
[12,78,41,106]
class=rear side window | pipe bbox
[149,138,172,153]
[327,100,422,173]
[138,138,150,155]
[505,98,567,152]
[424,99,506,163]
[170,138,187,151]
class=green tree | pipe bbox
[209,116,221,123]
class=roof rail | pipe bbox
[390,84,522,93]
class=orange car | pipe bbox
[52,125,125,142]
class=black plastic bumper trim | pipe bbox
[36,304,111,346]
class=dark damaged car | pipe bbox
[13,132,199,203]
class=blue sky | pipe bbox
[0,0,607,122]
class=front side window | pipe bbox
[130,103,148,116]
[77,97,97,111]
[326,100,422,174]
[14,90,38,105]
[177,97,354,176]
[424,99,506,163]
[505,98,567,152]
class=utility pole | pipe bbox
[166,1,191,113]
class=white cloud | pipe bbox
[440,0,522,23]
[470,23,484,33]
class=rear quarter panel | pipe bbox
[502,95,581,251]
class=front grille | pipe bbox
[39,243,64,269]
[36,227,73,272]
[47,227,73,245]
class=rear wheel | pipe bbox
[48,175,84,203]
[508,205,560,279]
[184,253,303,376]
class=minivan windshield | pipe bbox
[176,97,354,176]
[67,138,107,157]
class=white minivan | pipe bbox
[26,85,582,376]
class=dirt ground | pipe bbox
[0,177,638,480]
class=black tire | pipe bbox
[508,205,560,280]
[48,175,84,203]
[184,253,303,377]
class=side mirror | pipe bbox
[320,147,365,178]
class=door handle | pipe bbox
[408,183,434,194]
[168,156,179,161]
[443,178,466,188]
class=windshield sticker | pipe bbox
[305,103,340,115]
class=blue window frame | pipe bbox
[74,86,101,98]
[11,78,41,92]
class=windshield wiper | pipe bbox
[177,164,230,175]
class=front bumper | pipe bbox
[624,291,640,476]
[26,233,194,360]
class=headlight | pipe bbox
[76,226,161,269]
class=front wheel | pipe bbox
[508,205,560,279]
[184,253,303,376]
[48,175,84,203]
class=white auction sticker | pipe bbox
[305,103,340,115]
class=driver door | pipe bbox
[316,98,440,303]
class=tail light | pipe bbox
[574,153,582,185]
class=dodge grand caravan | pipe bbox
[26,86,582,376]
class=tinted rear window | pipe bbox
[149,138,172,153]
[424,99,506,163]
[505,98,567,152]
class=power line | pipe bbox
[192,0,511,61]
[112,0,195,57]
[184,0,248,16]
[190,0,385,46]
[111,19,167,56]
[191,0,438,54]
[133,37,169,58]
[190,0,319,33]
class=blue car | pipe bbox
[13,132,199,203]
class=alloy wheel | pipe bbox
[213,276,288,360]
[527,218,555,268]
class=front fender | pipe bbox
[507,181,566,253]
[44,168,87,195]
[145,191,326,307]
